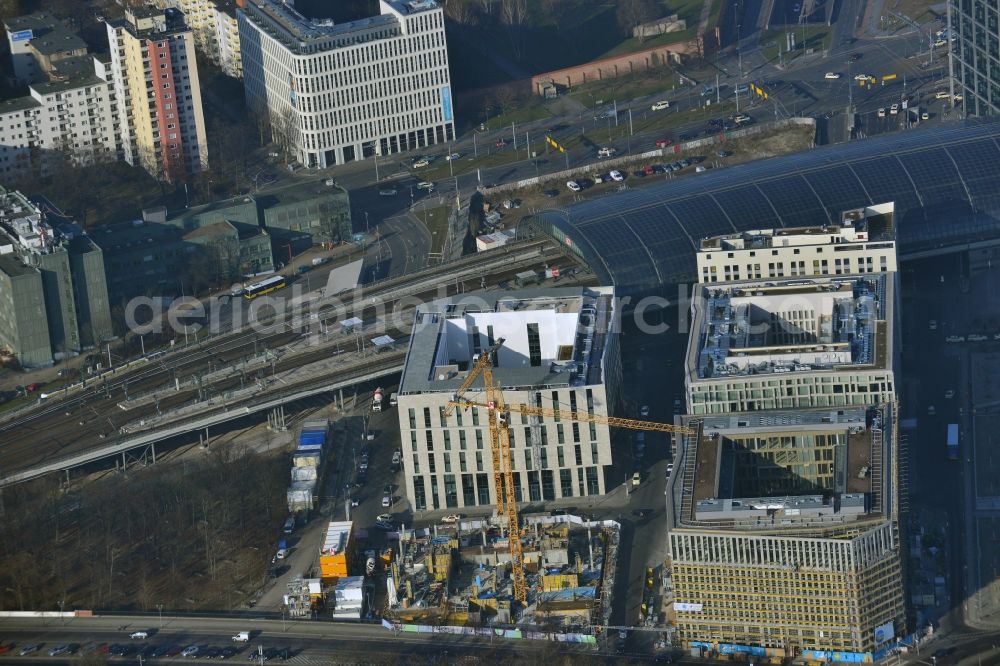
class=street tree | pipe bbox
[616,0,658,40]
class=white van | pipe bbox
[389,392,398,407]
[232,632,250,643]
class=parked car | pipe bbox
[412,158,429,168]
[382,494,392,507]
[824,72,841,79]
[445,152,461,161]
[416,181,434,190]
[129,631,149,639]
[48,645,73,656]
[655,138,672,148]
[597,147,615,158]
[25,382,41,393]
[19,644,40,656]
[181,645,199,658]
[566,180,582,192]
[609,170,624,182]
[651,100,670,110]
[544,189,560,198]
[442,514,462,523]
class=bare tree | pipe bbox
[500,0,529,58]
[248,97,272,147]
[616,0,658,40]
[442,0,472,23]
[491,85,520,121]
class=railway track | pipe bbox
[0,240,591,482]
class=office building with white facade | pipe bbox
[238,0,454,168]
[107,6,208,183]
[396,287,622,512]
[685,273,896,415]
[686,208,900,416]
[696,203,897,283]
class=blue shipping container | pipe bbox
[299,431,326,445]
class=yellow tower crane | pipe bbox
[445,338,697,605]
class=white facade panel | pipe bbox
[238,0,454,168]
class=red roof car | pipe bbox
[656,138,672,148]
[25,383,42,392]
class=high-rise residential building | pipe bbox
[238,0,455,169]
[0,55,121,179]
[158,0,243,78]
[0,186,113,367]
[106,6,208,183]
[396,287,622,512]
[948,0,998,116]
[667,216,906,660]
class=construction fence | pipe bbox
[381,618,597,645]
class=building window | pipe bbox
[526,323,541,366]
[413,476,426,510]
[560,469,573,497]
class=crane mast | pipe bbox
[445,338,693,608]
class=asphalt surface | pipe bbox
[0,615,607,664]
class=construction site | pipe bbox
[383,515,621,632]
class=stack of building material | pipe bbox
[286,419,329,512]
[331,575,365,619]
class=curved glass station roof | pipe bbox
[527,119,1000,291]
